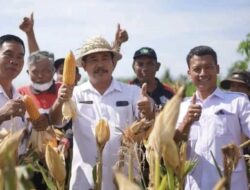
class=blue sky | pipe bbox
[1,0,250,87]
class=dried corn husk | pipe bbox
[0,128,9,143]
[213,177,226,190]
[162,139,180,172]
[0,169,3,190]
[123,118,154,144]
[62,100,77,121]
[45,144,66,182]
[29,128,57,155]
[95,119,110,151]
[147,86,184,154]
[0,129,25,168]
[114,171,141,190]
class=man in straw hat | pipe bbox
[50,36,155,190]
[220,70,250,100]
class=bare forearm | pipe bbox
[26,29,39,53]
[49,99,63,125]
[174,118,192,143]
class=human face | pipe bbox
[0,41,25,81]
[28,58,54,84]
[82,52,115,85]
[55,63,64,83]
[188,55,219,98]
[133,56,159,83]
[229,81,250,96]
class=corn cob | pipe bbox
[95,119,110,151]
[45,144,66,182]
[63,51,76,86]
[22,95,40,121]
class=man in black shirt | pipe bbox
[131,47,174,107]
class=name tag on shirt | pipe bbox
[116,101,129,107]
[78,100,93,104]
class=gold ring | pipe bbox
[194,113,198,117]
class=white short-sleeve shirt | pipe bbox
[177,88,250,190]
[69,79,140,190]
[0,85,25,134]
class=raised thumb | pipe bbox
[191,93,196,104]
[141,83,148,97]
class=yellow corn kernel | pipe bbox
[23,95,40,121]
[63,51,76,86]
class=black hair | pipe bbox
[186,45,217,67]
[0,34,25,53]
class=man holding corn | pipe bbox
[175,46,250,190]
[50,36,154,190]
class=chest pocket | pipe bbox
[213,109,240,137]
[77,101,96,121]
[113,101,131,130]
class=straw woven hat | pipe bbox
[76,36,122,67]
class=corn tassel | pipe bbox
[45,144,66,183]
[22,95,40,121]
[63,51,76,86]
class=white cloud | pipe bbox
[1,0,250,87]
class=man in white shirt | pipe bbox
[50,36,154,190]
[0,34,27,133]
[175,45,250,190]
[0,34,48,144]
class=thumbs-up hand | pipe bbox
[184,94,202,125]
[137,83,154,120]
[115,23,128,45]
[19,12,34,33]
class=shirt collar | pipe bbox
[79,79,122,94]
[0,84,20,99]
[195,87,224,102]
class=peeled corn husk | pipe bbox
[29,128,57,155]
[114,171,141,190]
[45,144,66,182]
[123,118,154,144]
[147,86,185,154]
[162,139,180,172]
[0,129,25,168]
[95,119,110,151]
[62,100,77,121]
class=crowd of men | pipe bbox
[1,13,250,190]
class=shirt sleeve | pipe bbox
[238,96,250,138]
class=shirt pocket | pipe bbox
[213,109,238,137]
